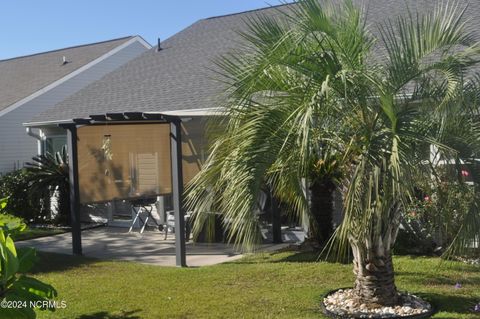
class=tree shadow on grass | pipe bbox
[270,249,353,264]
[394,255,480,272]
[227,250,322,265]
[30,252,98,274]
[396,270,480,286]
[271,250,321,262]
[76,310,141,319]
[231,249,352,265]
[416,292,478,318]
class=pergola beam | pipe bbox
[123,112,145,120]
[73,118,92,125]
[143,113,165,121]
[89,114,107,122]
[106,113,126,121]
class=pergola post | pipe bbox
[170,120,187,267]
[65,124,82,255]
[271,195,282,244]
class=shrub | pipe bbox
[397,179,475,255]
[0,170,50,223]
[0,148,71,226]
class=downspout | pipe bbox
[26,127,44,155]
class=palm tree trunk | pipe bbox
[350,240,399,306]
[308,179,335,245]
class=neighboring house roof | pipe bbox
[27,0,480,126]
[0,36,150,116]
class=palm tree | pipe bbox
[186,0,480,306]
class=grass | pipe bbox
[27,250,479,319]
[11,226,66,241]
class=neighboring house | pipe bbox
[0,36,151,173]
[23,0,480,224]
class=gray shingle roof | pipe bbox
[0,36,133,113]
[28,0,480,125]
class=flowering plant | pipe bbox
[399,173,475,255]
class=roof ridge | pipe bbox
[203,2,294,21]
[0,35,134,63]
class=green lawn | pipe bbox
[29,251,479,319]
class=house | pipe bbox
[23,5,289,225]
[0,36,151,173]
[23,0,480,226]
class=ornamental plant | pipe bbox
[0,170,50,223]
[25,147,70,225]
[403,178,475,255]
[0,198,57,319]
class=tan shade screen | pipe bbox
[77,121,204,204]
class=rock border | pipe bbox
[321,288,436,319]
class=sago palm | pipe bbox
[25,147,70,225]
[186,0,480,306]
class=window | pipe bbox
[44,135,67,156]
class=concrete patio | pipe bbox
[17,227,299,267]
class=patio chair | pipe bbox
[165,210,192,241]
[223,189,269,240]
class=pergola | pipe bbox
[60,112,187,267]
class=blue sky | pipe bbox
[0,0,286,60]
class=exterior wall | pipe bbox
[0,40,148,174]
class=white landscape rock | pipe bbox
[323,289,432,318]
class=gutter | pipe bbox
[26,127,45,155]
[26,127,42,140]
[23,118,73,128]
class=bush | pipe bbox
[0,148,71,226]
[0,170,50,223]
[397,179,475,255]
